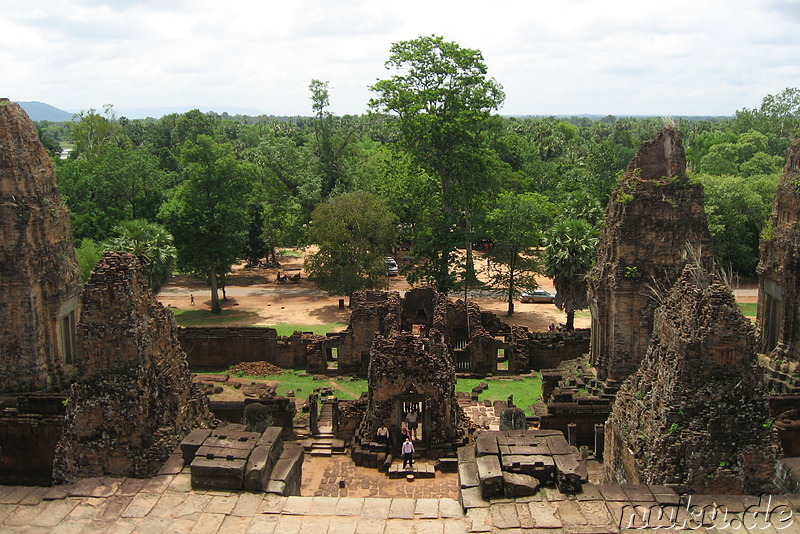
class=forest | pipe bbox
[33,37,799,316]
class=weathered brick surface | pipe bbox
[758,142,800,370]
[604,265,778,494]
[52,252,212,482]
[0,99,81,392]
[588,127,713,382]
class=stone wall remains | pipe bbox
[0,393,66,485]
[179,327,308,370]
[0,99,81,392]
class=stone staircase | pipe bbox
[302,403,346,456]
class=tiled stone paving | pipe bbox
[0,473,798,533]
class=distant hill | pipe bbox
[17,101,73,122]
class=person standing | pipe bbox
[376,423,389,444]
[402,437,415,469]
[406,408,419,440]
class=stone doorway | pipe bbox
[326,347,339,370]
[398,395,427,445]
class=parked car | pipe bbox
[385,257,399,276]
[519,289,555,303]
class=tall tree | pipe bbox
[543,218,598,330]
[304,192,396,299]
[70,104,121,157]
[159,135,252,313]
[370,35,505,293]
[484,192,556,316]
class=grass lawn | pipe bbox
[456,375,543,416]
[738,302,757,317]
[268,323,347,336]
[172,308,261,326]
[198,367,542,415]
[278,249,303,258]
[172,308,346,335]
[199,368,368,405]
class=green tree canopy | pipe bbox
[697,172,779,275]
[483,192,556,316]
[159,135,253,313]
[304,192,397,298]
[370,35,505,292]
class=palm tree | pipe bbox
[543,218,599,330]
[105,219,177,293]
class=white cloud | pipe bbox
[1,0,798,116]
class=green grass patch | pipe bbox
[573,310,591,318]
[264,323,346,336]
[456,375,542,416]
[171,308,345,334]
[172,308,261,326]
[738,302,757,317]
[278,249,303,258]
[199,368,368,405]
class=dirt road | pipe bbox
[156,250,589,332]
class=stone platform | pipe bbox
[0,472,798,533]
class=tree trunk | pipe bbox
[507,256,516,316]
[464,208,477,284]
[209,263,221,314]
[565,310,575,331]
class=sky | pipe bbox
[2,0,799,117]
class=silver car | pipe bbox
[519,289,555,303]
[385,257,399,276]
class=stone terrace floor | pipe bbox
[1,471,799,533]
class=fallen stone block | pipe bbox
[501,454,555,484]
[476,455,503,499]
[243,445,274,491]
[554,454,586,494]
[437,457,458,473]
[475,433,499,457]
[180,428,212,465]
[190,456,247,490]
[458,459,479,489]
[457,445,476,463]
[503,471,540,497]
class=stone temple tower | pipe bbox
[587,127,714,382]
[758,141,800,368]
[604,265,776,494]
[0,99,81,392]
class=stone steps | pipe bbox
[387,462,436,479]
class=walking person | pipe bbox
[402,437,415,469]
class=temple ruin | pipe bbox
[588,127,714,382]
[52,252,212,483]
[604,264,777,494]
[758,142,800,369]
[0,99,81,392]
